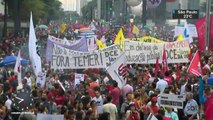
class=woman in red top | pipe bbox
[55,89,65,106]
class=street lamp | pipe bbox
[2,0,7,38]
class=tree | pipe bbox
[200,0,213,13]
[42,0,64,23]
[8,0,64,23]
[8,0,45,22]
[81,0,97,22]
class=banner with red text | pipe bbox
[123,40,190,64]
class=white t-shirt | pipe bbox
[92,96,103,114]
[184,99,198,116]
[5,99,12,110]
[103,103,117,120]
[24,77,32,88]
[156,79,168,94]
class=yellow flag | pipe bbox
[97,39,106,49]
[132,25,139,36]
[177,34,184,41]
[114,28,125,49]
[60,23,66,34]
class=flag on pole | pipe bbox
[195,16,213,52]
[187,50,202,76]
[114,28,125,49]
[29,12,42,77]
[132,25,140,36]
[107,54,127,89]
[161,48,168,76]
[14,50,22,85]
[154,57,159,77]
[59,23,66,34]
[96,39,106,49]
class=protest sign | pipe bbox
[51,44,121,69]
[45,35,88,62]
[74,73,84,87]
[159,94,185,109]
[51,44,106,69]
[101,44,121,66]
[128,36,165,43]
[107,54,127,89]
[86,35,97,52]
[36,72,46,88]
[37,114,64,120]
[174,25,198,37]
[123,40,189,64]
[123,40,164,64]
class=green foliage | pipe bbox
[200,1,213,13]
[8,0,64,23]
[81,0,97,22]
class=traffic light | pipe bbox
[109,1,113,13]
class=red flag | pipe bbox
[195,16,213,52]
[187,50,202,76]
[154,57,159,77]
[162,48,168,76]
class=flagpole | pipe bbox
[205,0,211,51]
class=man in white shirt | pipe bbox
[24,72,32,88]
[103,95,118,120]
[5,93,12,112]
[92,90,103,114]
[156,76,168,94]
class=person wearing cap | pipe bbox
[144,96,159,119]
[125,102,140,120]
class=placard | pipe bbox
[159,94,185,109]
[37,114,64,120]
[74,73,84,87]
[51,44,121,69]
[123,40,189,64]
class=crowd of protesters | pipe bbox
[0,20,212,120]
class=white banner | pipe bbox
[159,94,185,109]
[51,44,121,69]
[37,114,64,120]
[107,54,127,89]
[74,73,84,87]
[123,40,189,64]
[174,25,198,37]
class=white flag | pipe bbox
[14,50,21,85]
[28,13,42,76]
[107,54,127,89]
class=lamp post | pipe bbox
[142,0,147,27]
[2,0,7,38]
[205,0,211,51]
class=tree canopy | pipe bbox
[8,0,64,23]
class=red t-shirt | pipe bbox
[47,92,57,101]
[110,87,120,105]
[89,82,99,98]
[55,95,65,105]
[150,105,159,116]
